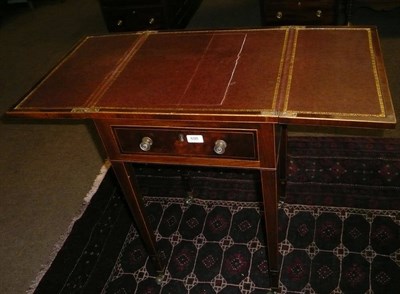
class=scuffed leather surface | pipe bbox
[11,27,396,127]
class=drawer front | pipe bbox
[113,127,258,160]
[263,0,337,24]
[100,0,162,6]
[102,7,165,31]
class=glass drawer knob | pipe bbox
[214,140,227,155]
[276,11,283,19]
[140,137,153,151]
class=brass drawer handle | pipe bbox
[214,140,227,155]
[139,137,153,151]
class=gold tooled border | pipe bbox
[283,27,386,118]
[83,32,151,108]
[14,35,92,110]
[67,27,290,117]
[271,28,290,111]
[14,32,149,111]
[90,28,290,114]
[15,27,387,120]
[13,28,289,115]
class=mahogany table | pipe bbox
[7,27,396,291]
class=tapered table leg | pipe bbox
[279,125,288,199]
[111,161,165,279]
[260,169,280,290]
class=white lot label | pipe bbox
[186,135,204,143]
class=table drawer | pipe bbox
[113,127,258,160]
[101,6,166,31]
[262,0,338,24]
[100,0,162,6]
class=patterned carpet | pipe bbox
[31,137,400,293]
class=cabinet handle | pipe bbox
[149,17,155,25]
[139,137,153,151]
[214,140,227,155]
[276,11,283,19]
[117,20,123,26]
[316,10,322,17]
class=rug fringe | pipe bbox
[83,161,111,203]
[26,161,111,294]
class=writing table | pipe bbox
[7,27,396,290]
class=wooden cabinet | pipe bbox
[347,0,400,23]
[260,0,344,25]
[99,0,202,32]
[350,0,400,11]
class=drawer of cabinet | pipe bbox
[99,0,162,6]
[113,127,258,160]
[263,0,337,24]
[101,6,165,31]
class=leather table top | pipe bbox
[8,26,396,128]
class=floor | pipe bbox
[0,1,399,293]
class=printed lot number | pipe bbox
[186,135,204,143]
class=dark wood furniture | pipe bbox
[350,0,400,11]
[259,0,400,26]
[7,27,396,291]
[99,0,202,32]
[347,0,400,24]
[259,0,346,25]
